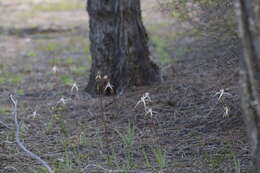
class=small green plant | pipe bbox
[143,149,153,171]
[27,51,37,57]
[46,120,54,134]
[115,123,136,169]
[54,151,74,173]
[42,168,48,173]
[153,147,167,171]
[106,148,120,168]
[143,146,167,172]
[60,75,74,86]
[46,42,61,52]
[233,154,240,173]
[54,141,84,173]
[35,167,48,173]
[79,132,87,145]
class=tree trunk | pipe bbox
[85,0,161,96]
[235,0,260,172]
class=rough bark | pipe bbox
[85,0,161,96]
[235,0,260,172]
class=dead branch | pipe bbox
[10,94,54,173]
[0,119,10,129]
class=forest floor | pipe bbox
[0,0,250,173]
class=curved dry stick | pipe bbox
[0,119,10,129]
[10,95,54,173]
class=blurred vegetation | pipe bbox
[161,0,237,40]
[33,1,84,12]
[151,35,172,65]
[0,72,23,86]
[60,74,74,86]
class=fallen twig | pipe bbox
[10,94,54,173]
[0,119,11,129]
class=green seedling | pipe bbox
[115,123,136,169]
[143,146,167,172]
[152,147,167,171]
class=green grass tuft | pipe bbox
[60,75,74,86]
